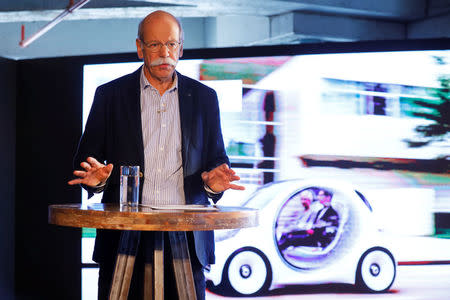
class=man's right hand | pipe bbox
[68,157,113,187]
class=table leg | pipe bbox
[109,231,141,300]
[168,232,197,300]
[143,245,153,300]
[144,232,164,300]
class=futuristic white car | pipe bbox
[206,179,396,296]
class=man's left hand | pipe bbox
[201,163,245,193]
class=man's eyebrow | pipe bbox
[144,40,178,43]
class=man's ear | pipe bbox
[136,39,144,59]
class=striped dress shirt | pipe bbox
[139,67,185,206]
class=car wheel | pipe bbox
[223,247,272,296]
[356,247,396,292]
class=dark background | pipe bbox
[0,39,448,299]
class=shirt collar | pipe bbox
[140,65,178,93]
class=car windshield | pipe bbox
[241,181,296,209]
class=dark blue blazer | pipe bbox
[74,67,229,266]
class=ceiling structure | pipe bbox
[0,0,449,60]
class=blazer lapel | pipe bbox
[125,68,145,168]
[177,71,193,171]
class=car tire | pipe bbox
[222,247,272,296]
[356,247,396,292]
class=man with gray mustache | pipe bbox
[69,10,244,300]
[150,57,177,67]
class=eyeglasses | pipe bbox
[140,40,181,52]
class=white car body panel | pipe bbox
[206,179,397,293]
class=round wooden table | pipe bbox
[49,203,258,300]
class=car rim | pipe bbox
[227,251,268,295]
[360,249,395,292]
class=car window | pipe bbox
[275,187,344,269]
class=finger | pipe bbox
[218,169,230,179]
[230,174,241,181]
[201,171,208,182]
[228,184,246,190]
[227,167,236,175]
[80,161,92,171]
[217,163,230,173]
[216,166,232,177]
[104,163,114,175]
[73,170,87,177]
[68,178,83,185]
[87,157,103,168]
[221,167,237,178]
[99,164,114,179]
[219,163,229,169]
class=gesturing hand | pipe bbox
[201,163,245,193]
[68,157,113,187]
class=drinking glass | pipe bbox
[120,166,140,207]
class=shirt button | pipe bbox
[160,147,164,151]
[162,124,166,128]
[157,169,161,173]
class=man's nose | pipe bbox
[159,44,170,57]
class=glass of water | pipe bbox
[120,166,140,208]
